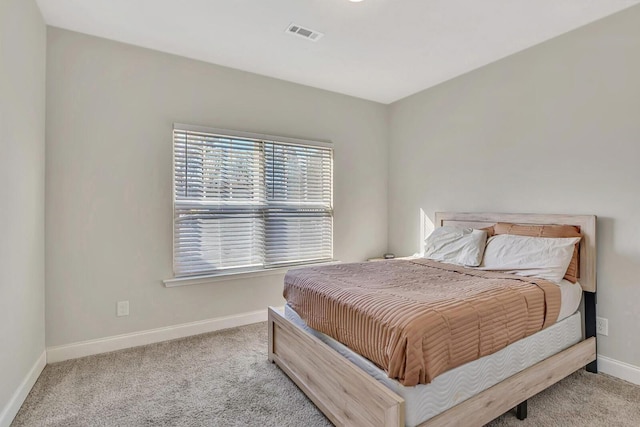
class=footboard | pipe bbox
[269,306,596,427]
[268,307,405,427]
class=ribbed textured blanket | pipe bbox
[284,259,560,386]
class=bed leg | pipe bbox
[584,292,598,373]
[516,400,527,420]
[268,308,275,363]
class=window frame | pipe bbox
[169,123,334,282]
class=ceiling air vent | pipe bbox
[285,23,324,42]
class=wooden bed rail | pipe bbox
[421,337,596,426]
[269,306,596,427]
[268,307,405,427]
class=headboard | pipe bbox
[433,212,597,293]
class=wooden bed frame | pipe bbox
[268,212,597,426]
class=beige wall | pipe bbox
[389,6,640,367]
[45,28,388,347]
[0,0,46,418]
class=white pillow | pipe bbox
[424,227,488,267]
[479,234,581,284]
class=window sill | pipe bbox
[163,260,340,288]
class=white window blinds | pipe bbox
[173,125,333,277]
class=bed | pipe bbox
[268,212,597,427]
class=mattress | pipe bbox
[285,305,582,427]
[284,258,562,386]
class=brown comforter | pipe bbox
[284,259,561,386]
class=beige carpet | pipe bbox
[13,323,640,426]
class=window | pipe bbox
[173,124,333,277]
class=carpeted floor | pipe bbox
[13,322,640,426]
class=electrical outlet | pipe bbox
[596,317,608,336]
[117,300,129,317]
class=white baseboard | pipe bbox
[47,309,268,363]
[598,354,640,386]
[0,350,46,427]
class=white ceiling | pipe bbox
[36,0,640,104]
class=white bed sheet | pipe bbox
[557,279,583,321]
[284,306,582,427]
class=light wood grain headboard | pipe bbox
[433,212,597,293]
